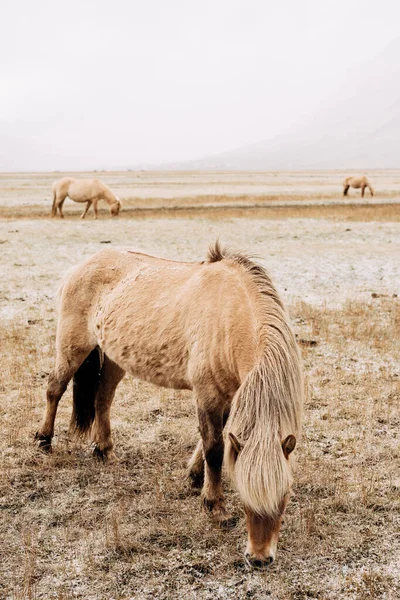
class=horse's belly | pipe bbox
[68,183,95,202]
[100,337,192,391]
[69,193,92,202]
[129,367,191,390]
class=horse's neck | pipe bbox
[103,191,116,205]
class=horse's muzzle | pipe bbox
[245,553,274,570]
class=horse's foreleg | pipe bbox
[188,407,229,490]
[369,185,374,196]
[81,201,91,219]
[92,355,125,460]
[343,185,350,196]
[93,200,99,219]
[196,398,233,528]
[361,186,365,198]
[187,439,204,489]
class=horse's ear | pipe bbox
[282,435,296,459]
[229,432,243,456]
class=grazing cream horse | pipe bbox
[35,243,304,569]
[51,177,121,219]
[343,175,374,197]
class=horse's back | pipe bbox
[58,248,258,390]
[343,175,358,186]
[58,248,192,322]
[59,248,141,306]
[52,177,112,202]
[67,178,102,201]
[343,175,368,187]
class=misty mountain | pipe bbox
[179,37,400,170]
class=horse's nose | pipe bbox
[245,553,274,569]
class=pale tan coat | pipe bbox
[58,249,259,394]
[51,177,121,218]
[343,175,374,197]
[36,244,303,569]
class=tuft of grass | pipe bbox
[2,201,400,222]
[1,298,399,599]
[0,193,399,598]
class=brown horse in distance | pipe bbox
[35,243,304,569]
[343,175,374,197]
[51,177,121,219]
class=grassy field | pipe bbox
[0,172,399,599]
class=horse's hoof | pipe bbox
[202,497,236,529]
[202,496,234,526]
[218,515,238,531]
[188,470,204,490]
[35,432,52,452]
[92,444,107,461]
[211,505,236,528]
[92,444,116,462]
[202,496,216,512]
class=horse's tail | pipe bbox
[70,347,103,437]
[51,186,57,216]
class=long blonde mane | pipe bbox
[210,243,304,517]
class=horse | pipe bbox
[35,242,304,569]
[343,175,374,198]
[51,177,122,219]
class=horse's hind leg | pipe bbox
[35,372,68,451]
[53,193,67,218]
[36,346,94,451]
[92,354,125,460]
[57,197,67,218]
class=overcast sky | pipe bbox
[1,0,400,170]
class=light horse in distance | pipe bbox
[35,243,304,569]
[343,175,374,197]
[51,177,122,219]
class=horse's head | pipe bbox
[228,432,296,569]
[110,198,121,217]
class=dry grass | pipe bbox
[1,168,400,222]
[1,171,399,598]
[1,295,399,599]
[1,201,400,222]
[0,196,400,223]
